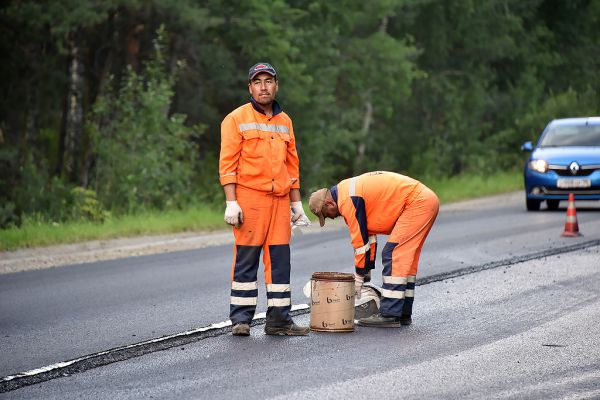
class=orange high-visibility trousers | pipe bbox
[380,186,439,317]
[229,186,293,326]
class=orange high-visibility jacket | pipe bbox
[219,101,300,195]
[333,171,424,270]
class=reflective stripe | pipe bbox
[239,122,289,134]
[267,298,291,307]
[407,275,416,283]
[349,177,357,196]
[266,283,290,293]
[381,288,405,299]
[405,289,415,297]
[231,296,257,306]
[220,172,236,177]
[382,276,408,285]
[566,216,577,223]
[354,235,377,255]
[232,281,258,290]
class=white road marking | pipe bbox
[1,303,310,383]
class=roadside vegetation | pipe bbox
[0,171,520,251]
[1,2,597,249]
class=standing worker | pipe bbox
[308,171,439,327]
[219,62,311,336]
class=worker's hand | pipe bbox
[291,201,311,227]
[224,201,243,228]
[354,273,365,299]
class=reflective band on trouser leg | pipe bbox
[264,194,293,327]
[390,185,439,318]
[265,244,292,326]
[230,187,273,325]
[380,241,406,316]
[230,245,262,324]
[402,275,416,316]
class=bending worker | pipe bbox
[308,171,439,327]
[219,62,311,336]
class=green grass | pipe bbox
[0,206,225,251]
[0,171,522,251]
[426,170,522,204]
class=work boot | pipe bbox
[232,323,250,336]
[357,313,402,328]
[354,299,379,320]
[264,322,310,336]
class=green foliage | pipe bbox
[0,202,17,229]
[426,171,522,204]
[9,154,76,225]
[69,187,111,223]
[488,87,600,170]
[0,171,521,250]
[1,0,600,230]
[0,204,225,251]
[0,146,20,227]
[516,88,600,143]
[88,26,204,212]
[288,0,420,185]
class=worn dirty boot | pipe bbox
[264,322,310,336]
[357,313,402,328]
[354,299,379,320]
[232,323,250,336]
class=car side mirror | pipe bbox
[521,141,533,152]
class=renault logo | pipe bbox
[569,162,580,175]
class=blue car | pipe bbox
[521,117,600,211]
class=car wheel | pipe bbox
[546,199,560,210]
[526,198,541,211]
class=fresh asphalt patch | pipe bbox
[2,238,599,393]
[416,238,600,285]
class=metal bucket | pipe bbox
[309,272,355,332]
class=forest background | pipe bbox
[1,0,599,231]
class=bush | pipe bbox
[87,26,205,213]
[69,187,111,222]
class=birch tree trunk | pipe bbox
[60,28,85,183]
[353,96,373,175]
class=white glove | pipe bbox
[354,273,365,300]
[291,201,311,227]
[224,201,243,228]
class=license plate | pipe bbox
[557,179,591,188]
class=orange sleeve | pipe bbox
[286,121,300,189]
[353,235,377,274]
[351,239,367,270]
[219,114,241,186]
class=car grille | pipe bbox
[549,164,600,177]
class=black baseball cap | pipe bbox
[248,62,277,81]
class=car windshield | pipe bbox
[539,124,600,147]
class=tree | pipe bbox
[88,27,203,212]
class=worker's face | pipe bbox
[322,199,339,220]
[248,73,278,106]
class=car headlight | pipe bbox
[528,159,548,173]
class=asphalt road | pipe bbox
[1,192,599,398]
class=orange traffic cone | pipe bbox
[561,193,582,237]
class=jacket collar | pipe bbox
[250,97,282,116]
[330,185,338,203]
